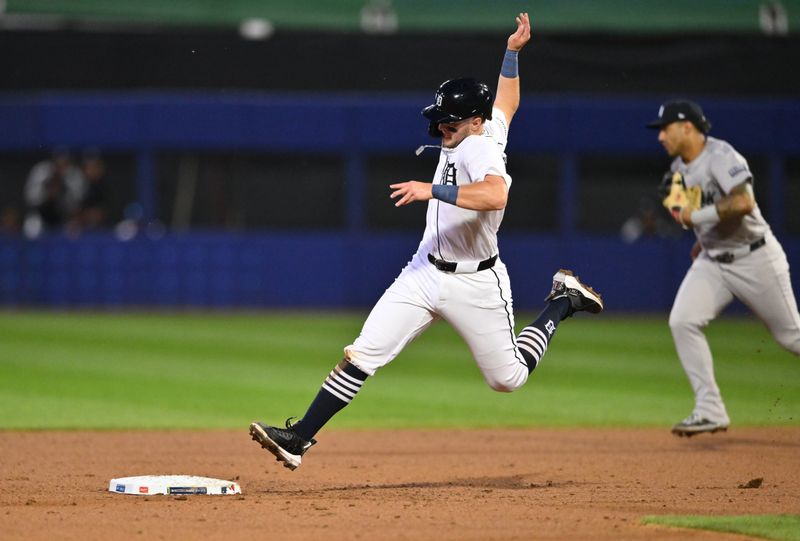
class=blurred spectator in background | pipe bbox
[77,149,107,230]
[360,0,398,34]
[23,148,86,238]
[620,195,681,243]
[0,206,21,235]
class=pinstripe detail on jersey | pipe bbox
[490,268,527,369]
[321,366,365,404]
[433,157,453,260]
[434,199,443,259]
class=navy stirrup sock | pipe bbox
[516,297,571,373]
[292,361,368,441]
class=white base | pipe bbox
[109,475,241,496]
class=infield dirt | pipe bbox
[1,428,798,540]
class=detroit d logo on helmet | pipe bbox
[436,93,443,107]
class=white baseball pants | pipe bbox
[344,256,530,392]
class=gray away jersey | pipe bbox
[671,136,770,252]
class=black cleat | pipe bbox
[545,269,604,314]
[249,419,316,470]
[671,413,729,437]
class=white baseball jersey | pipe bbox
[415,108,511,264]
[345,107,531,391]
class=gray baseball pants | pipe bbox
[669,232,800,424]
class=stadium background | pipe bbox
[0,0,798,311]
[2,6,799,540]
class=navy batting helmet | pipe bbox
[422,78,493,138]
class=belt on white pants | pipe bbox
[427,253,497,274]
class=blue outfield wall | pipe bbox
[1,232,797,311]
[0,93,798,310]
[3,93,800,153]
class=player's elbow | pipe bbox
[487,191,508,210]
[482,180,508,210]
[736,196,755,215]
[727,189,756,216]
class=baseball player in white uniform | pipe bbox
[648,99,800,437]
[250,14,603,469]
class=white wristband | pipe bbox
[690,205,720,226]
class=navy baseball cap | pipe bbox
[646,99,712,134]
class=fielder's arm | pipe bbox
[390,175,508,211]
[679,180,755,228]
[492,12,530,126]
[690,240,703,260]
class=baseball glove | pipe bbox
[659,171,701,220]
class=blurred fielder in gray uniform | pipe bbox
[648,99,800,437]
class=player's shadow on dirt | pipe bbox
[677,436,800,451]
[321,474,576,492]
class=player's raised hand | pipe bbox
[390,181,433,207]
[507,12,531,52]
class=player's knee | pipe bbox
[668,311,702,335]
[668,315,685,335]
[342,347,378,377]
[775,333,800,356]
[484,369,527,393]
[488,381,515,393]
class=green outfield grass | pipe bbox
[0,311,797,430]
[642,514,800,541]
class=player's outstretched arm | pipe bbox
[493,12,531,126]
[390,176,508,211]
